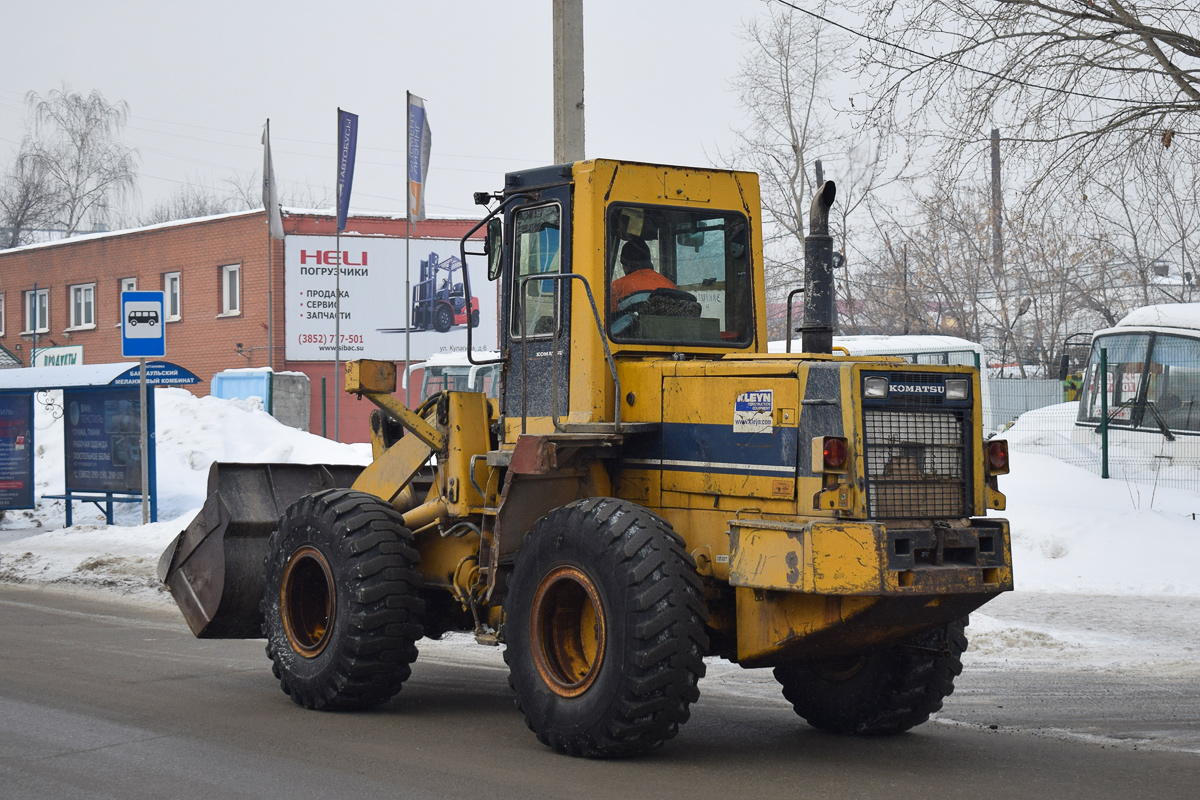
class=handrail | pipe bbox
[784,287,805,353]
[517,273,621,434]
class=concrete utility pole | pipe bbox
[991,128,1003,276]
[553,0,585,163]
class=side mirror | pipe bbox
[486,218,503,281]
[1058,353,1070,381]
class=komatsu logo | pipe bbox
[890,383,943,395]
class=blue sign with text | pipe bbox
[63,389,146,493]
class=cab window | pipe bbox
[510,204,561,338]
[606,204,752,346]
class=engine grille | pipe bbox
[863,407,970,518]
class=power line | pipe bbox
[770,0,1171,107]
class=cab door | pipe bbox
[501,186,572,424]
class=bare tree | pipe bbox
[139,179,254,226]
[724,5,845,289]
[0,140,61,248]
[842,0,1200,184]
[25,86,137,235]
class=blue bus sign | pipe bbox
[122,291,166,358]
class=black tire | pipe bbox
[433,303,454,332]
[470,309,481,328]
[262,489,424,710]
[773,618,968,735]
[504,498,708,758]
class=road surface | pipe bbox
[1,584,1196,799]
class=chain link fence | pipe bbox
[999,380,1200,494]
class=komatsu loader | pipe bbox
[159,159,1013,758]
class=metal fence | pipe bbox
[1000,390,1200,494]
[987,378,1063,434]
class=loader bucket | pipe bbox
[157,462,364,638]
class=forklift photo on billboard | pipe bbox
[410,252,480,333]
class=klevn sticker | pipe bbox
[734,390,773,434]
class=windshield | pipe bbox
[605,204,753,347]
[1077,332,1200,432]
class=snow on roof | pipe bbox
[767,335,985,355]
[1115,303,1200,332]
[0,361,197,390]
[0,209,263,256]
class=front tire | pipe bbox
[262,489,424,710]
[504,498,708,758]
[773,618,968,735]
[433,303,454,332]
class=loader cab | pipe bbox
[493,159,764,436]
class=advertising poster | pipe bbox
[63,389,143,493]
[0,393,34,510]
[285,235,497,362]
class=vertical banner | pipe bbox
[336,109,359,232]
[261,119,285,240]
[407,94,432,221]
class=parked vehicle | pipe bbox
[1075,303,1200,456]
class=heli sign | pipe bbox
[122,291,165,358]
[285,235,497,362]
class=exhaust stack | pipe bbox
[802,181,837,354]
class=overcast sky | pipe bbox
[0,0,775,222]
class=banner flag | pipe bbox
[407,94,432,222]
[336,109,359,232]
[261,119,285,240]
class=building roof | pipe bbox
[0,361,199,391]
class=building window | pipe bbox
[0,294,5,337]
[164,272,181,321]
[23,289,48,334]
[220,264,241,316]
[121,277,137,293]
[68,283,96,329]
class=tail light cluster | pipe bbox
[986,440,1010,475]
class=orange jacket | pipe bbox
[610,268,677,311]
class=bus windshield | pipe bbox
[1078,332,1200,432]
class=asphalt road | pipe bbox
[1,584,1196,800]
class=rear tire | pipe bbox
[773,618,967,735]
[262,489,424,710]
[504,498,708,758]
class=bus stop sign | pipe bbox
[122,291,166,358]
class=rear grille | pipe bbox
[863,408,970,518]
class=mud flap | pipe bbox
[157,462,363,638]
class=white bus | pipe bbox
[1075,303,1200,456]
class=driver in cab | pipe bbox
[610,237,677,311]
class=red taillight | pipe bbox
[987,440,1009,472]
[823,438,848,470]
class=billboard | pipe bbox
[0,393,34,510]
[63,389,144,493]
[285,235,497,362]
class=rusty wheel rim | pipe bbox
[281,546,336,658]
[530,566,606,697]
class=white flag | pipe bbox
[262,120,284,240]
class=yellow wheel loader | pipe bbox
[159,159,1013,758]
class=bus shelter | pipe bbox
[0,361,199,526]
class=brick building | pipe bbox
[0,210,483,442]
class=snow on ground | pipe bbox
[1,387,1198,675]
